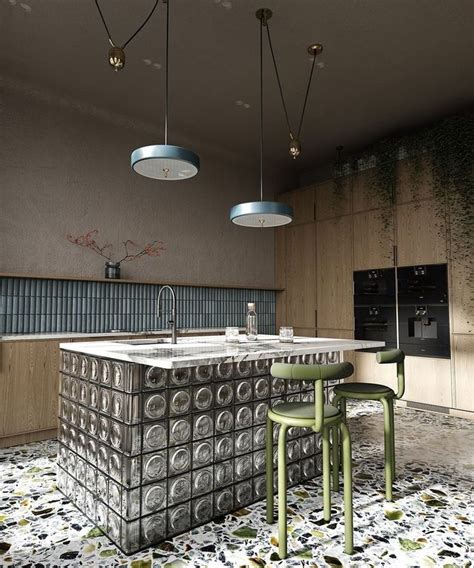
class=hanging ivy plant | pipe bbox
[332,111,474,296]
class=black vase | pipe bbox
[105,261,120,279]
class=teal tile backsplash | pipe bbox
[0,278,276,335]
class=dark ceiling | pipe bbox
[2,0,473,180]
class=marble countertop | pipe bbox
[0,327,240,342]
[60,334,385,369]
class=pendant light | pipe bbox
[131,0,200,181]
[264,12,323,159]
[229,9,293,228]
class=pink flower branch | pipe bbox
[67,230,165,263]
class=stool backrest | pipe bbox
[271,361,354,431]
[376,349,405,399]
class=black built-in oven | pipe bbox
[353,264,450,358]
[354,268,397,352]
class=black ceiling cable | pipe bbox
[95,0,159,49]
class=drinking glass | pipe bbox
[225,326,240,343]
[279,326,294,343]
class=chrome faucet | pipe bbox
[156,285,177,343]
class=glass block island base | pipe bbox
[56,335,383,554]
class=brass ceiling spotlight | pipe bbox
[259,8,323,159]
[95,0,159,71]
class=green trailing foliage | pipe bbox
[333,111,474,295]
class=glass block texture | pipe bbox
[57,350,340,554]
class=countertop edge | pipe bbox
[59,335,385,369]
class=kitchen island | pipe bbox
[57,334,383,553]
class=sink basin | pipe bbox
[116,338,172,346]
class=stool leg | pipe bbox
[390,399,396,478]
[381,397,393,501]
[278,423,289,559]
[332,393,344,491]
[340,421,353,555]
[266,416,274,524]
[322,425,331,522]
[331,425,340,492]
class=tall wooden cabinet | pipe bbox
[316,216,353,331]
[276,188,317,336]
[285,224,317,330]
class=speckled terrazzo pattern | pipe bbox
[0,402,473,567]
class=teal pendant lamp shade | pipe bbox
[131,0,199,181]
[230,201,293,227]
[131,145,199,180]
[230,9,293,228]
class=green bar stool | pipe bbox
[332,349,405,501]
[266,361,355,559]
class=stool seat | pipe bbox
[334,382,394,397]
[272,401,340,420]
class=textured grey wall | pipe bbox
[1,77,294,288]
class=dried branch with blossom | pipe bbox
[67,230,165,263]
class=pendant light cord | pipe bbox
[260,17,264,202]
[164,0,170,145]
[95,0,159,49]
[265,20,319,140]
[297,49,317,138]
[265,22,293,139]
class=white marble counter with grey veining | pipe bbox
[60,334,384,369]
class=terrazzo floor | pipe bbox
[0,401,473,567]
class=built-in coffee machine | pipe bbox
[354,263,450,358]
[397,264,450,358]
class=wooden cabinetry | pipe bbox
[1,334,138,448]
[453,334,474,412]
[353,209,394,270]
[279,186,315,225]
[0,340,63,446]
[354,352,398,392]
[395,157,434,204]
[354,352,452,408]
[396,199,447,266]
[316,179,352,220]
[294,328,317,337]
[316,216,353,330]
[352,169,386,212]
[450,254,474,335]
[284,223,317,329]
[403,356,452,408]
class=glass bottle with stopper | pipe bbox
[246,302,258,341]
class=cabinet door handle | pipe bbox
[314,309,318,329]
